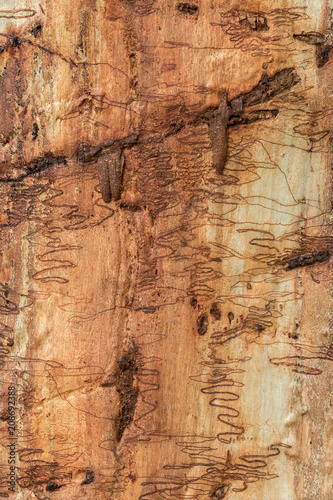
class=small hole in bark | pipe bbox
[177,3,198,15]
[211,484,229,499]
[210,302,221,320]
[228,312,234,324]
[46,481,62,492]
[197,314,208,335]
[81,470,94,485]
[11,37,21,48]
[190,296,197,308]
[32,123,39,140]
[31,24,42,38]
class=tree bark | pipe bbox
[0,1,333,499]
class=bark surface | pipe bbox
[0,1,333,499]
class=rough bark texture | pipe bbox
[0,1,333,499]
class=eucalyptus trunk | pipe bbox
[0,1,332,499]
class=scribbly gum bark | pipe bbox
[0,1,333,499]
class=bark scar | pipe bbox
[208,91,231,173]
[97,149,124,203]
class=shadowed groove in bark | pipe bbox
[116,346,139,442]
[0,154,67,183]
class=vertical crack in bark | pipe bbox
[116,346,139,442]
[208,92,231,174]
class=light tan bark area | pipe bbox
[0,0,333,498]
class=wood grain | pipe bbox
[0,1,333,499]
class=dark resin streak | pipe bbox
[208,92,231,173]
[97,150,124,203]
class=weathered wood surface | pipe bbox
[0,1,333,498]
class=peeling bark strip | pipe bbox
[282,250,330,270]
[77,135,138,164]
[79,67,299,197]
[228,108,278,126]
[0,154,67,183]
[208,92,231,173]
[116,348,139,442]
[189,68,300,128]
[76,69,295,168]
[293,32,325,45]
[206,69,299,172]
[231,67,301,108]
[97,150,124,203]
